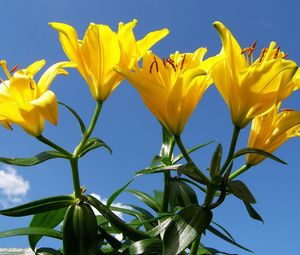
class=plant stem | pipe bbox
[203,184,217,207]
[174,135,210,185]
[162,139,175,212]
[190,235,201,255]
[220,126,240,175]
[229,164,251,180]
[36,135,72,157]
[69,158,81,198]
[73,101,102,157]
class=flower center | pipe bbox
[149,54,186,74]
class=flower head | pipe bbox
[115,48,219,135]
[0,60,73,136]
[212,21,298,128]
[49,20,169,102]
[246,105,300,166]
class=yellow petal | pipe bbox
[31,90,58,125]
[49,22,82,63]
[38,61,76,93]
[26,59,46,76]
[137,28,169,59]
[213,21,248,77]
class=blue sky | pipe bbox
[0,0,300,254]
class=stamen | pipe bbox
[29,80,35,90]
[149,57,159,74]
[241,41,257,57]
[274,47,280,59]
[259,48,268,63]
[0,60,12,79]
[162,58,167,68]
[166,58,176,72]
[283,53,289,59]
[180,54,186,70]
[10,64,19,73]
[281,108,294,112]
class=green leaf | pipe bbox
[169,179,198,210]
[199,246,238,255]
[210,144,222,178]
[0,195,75,217]
[178,163,208,184]
[127,189,161,212]
[163,205,212,255]
[0,227,62,239]
[228,180,256,204]
[107,178,135,207]
[0,151,68,166]
[243,202,264,223]
[135,165,181,177]
[147,217,173,237]
[172,140,215,164]
[98,225,122,249]
[211,221,235,242]
[84,195,148,241]
[58,101,87,134]
[128,239,162,255]
[207,225,253,252]
[78,137,112,157]
[35,247,63,255]
[29,207,67,250]
[234,147,287,164]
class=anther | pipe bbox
[283,53,289,59]
[259,48,268,63]
[29,80,35,90]
[0,78,3,83]
[241,41,257,57]
[281,108,294,112]
[166,58,176,72]
[10,64,19,73]
[274,47,280,59]
[149,57,159,74]
[180,54,186,70]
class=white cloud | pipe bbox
[0,166,30,208]
[90,193,131,220]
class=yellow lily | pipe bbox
[212,21,298,128]
[0,60,73,136]
[115,48,219,135]
[49,20,169,102]
[246,105,300,166]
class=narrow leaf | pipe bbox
[243,202,264,223]
[234,147,287,164]
[0,151,68,166]
[160,125,175,159]
[210,144,222,178]
[35,247,63,255]
[172,140,215,164]
[163,205,212,255]
[228,180,256,204]
[207,225,253,252]
[84,195,148,241]
[128,239,162,255]
[127,190,161,212]
[58,101,86,134]
[0,195,75,217]
[107,178,135,207]
[29,207,67,250]
[0,227,62,239]
[78,137,112,157]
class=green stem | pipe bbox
[220,126,240,175]
[174,135,210,185]
[36,135,72,157]
[73,101,102,157]
[69,158,81,198]
[190,235,201,255]
[229,164,251,180]
[162,139,175,212]
[203,184,217,207]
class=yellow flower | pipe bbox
[212,21,298,128]
[246,105,300,166]
[0,60,73,136]
[49,20,169,102]
[115,48,219,135]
